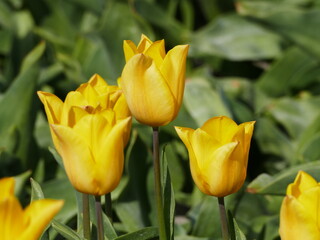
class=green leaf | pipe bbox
[247,161,320,195]
[161,147,175,240]
[0,65,39,168]
[184,77,231,126]
[188,196,221,238]
[13,170,32,196]
[228,212,247,240]
[114,227,158,240]
[30,178,45,201]
[257,47,320,97]
[190,15,282,60]
[250,9,320,60]
[51,220,84,240]
[115,130,152,232]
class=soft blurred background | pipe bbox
[1,0,320,239]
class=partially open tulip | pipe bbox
[0,177,63,240]
[121,34,189,126]
[38,74,132,195]
[279,171,320,240]
[175,116,255,197]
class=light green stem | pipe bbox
[153,127,167,240]
[82,193,91,240]
[95,196,104,240]
[218,197,229,240]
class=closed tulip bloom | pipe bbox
[175,116,255,197]
[280,171,320,240]
[121,34,189,126]
[0,177,63,240]
[38,74,132,195]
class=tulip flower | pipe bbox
[0,177,63,240]
[279,171,320,240]
[38,74,132,195]
[175,116,255,197]
[121,34,189,126]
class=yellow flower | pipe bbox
[175,116,255,197]
[279,171,320,240]
[121,34,189,127]
[38,74,132,195]
[0,177,63,240]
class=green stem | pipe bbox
[95,196,104,240]
[218,197,229,240]
[105,193,113,224]
[152,127,167,240]
[82,193,91,240]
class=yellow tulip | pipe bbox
[38,74,132,195]
[0,177,63,240]
[121,34,189,126]
[279,171,320,240]
[175,116,255,197]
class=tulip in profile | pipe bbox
[121,34,189,126]
[0,177,63,240]
[175,116,255,197]
[38,74,131,195]
[279,171,320,240]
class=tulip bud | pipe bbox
[279,171,320,240]
[175,116,255,197]
[121,34,189,127]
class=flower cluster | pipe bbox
[38,74,131,195]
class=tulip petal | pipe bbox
[137,34,153,52]
[287,171,318,197]
[206,142,240,197]
[280,195,320,240]
[50,124,96,194]
[145,40,166,68]
[0,177,15,201]
[160,45,189,109]
[20,199,64,240]
[121,53,176,126]
[0,196,24,239]
[123,40,138,62]
[37,91,63,125]
[94,117,132,195]
[201,116,239,143]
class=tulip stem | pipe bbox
[82,193,91,240]
[153,127,167,240]
[218,197,230,240]
[95,196,104,240]
[105,193,113,224]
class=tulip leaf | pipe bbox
[161,147,175,240]
[20,41,46,73]
[30,177,45,201]
[247,161,320,195]
[175,237,210,240]
[184,77,231,127]
[251,9,320,60]
[257,47,320,97]
[0,65,39,168]
[188,196,221,238]
[114,227,158,240]
[190,14,281,60]
[254,117,294,162]
[51,220,84,240]
[115,130,152,232]
[228,211,247,240]
[13,170,32,196]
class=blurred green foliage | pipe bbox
[1,0,320,239]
